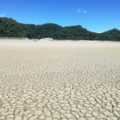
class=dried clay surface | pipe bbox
[0,39,120,120]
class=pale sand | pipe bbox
[0,39,120,120]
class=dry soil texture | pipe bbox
[0,39,120,120]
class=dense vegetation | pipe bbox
[0,17,120,41]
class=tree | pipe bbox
[0,17,120,41]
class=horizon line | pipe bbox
[0,16,119,33]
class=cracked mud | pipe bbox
[0,40,120,120]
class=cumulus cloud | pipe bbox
[77,9,87,14]
[0,14,6,17]
[83,10,87,14]
[77,9,82,13]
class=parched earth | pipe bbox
[0,40,120,120]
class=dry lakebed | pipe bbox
[0,39,120,120]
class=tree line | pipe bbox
[0,17,120,41]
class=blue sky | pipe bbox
[0,0,120,32]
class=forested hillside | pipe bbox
[0,17,120,41]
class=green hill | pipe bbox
[0,17,120,41]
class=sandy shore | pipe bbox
[0,39,120,120]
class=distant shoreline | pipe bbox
[0,37,120,43]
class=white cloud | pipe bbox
[83,10,87,14]
[77,9,82,13]
[0,14,6,17]
[77,9,87,14]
